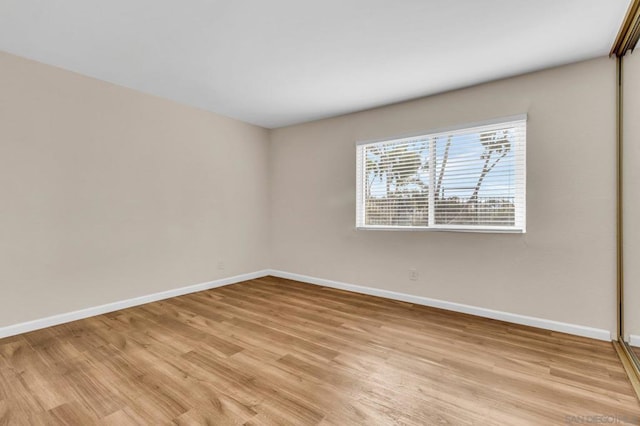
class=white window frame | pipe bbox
[356,114,527,233]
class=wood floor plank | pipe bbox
[0,276,638,425]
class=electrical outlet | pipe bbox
[409,268,418,281]
[217,261,225,270]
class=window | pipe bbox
[356,115,526,232]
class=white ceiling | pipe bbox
[0,0,631,128]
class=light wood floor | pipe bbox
[0,276,638,425]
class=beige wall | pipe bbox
[623,50,640,341]
[0,51,270,327]
[269,57,617,335]
[0,51,620,336]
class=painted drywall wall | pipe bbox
[623,50,640,342]
[0,50,620,337]
[0,51,270,327]
[269,57,617,335]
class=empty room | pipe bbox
[2,0,640,424]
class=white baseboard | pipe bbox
[0,268,612,342]
[629,334,640,347]
[267,270,612,342]
[0,270,270,340]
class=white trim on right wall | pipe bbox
[267,270,612,341]
[628,334,640,347]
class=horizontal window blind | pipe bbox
[356,116,526,232]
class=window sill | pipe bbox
[355,226,525,234]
